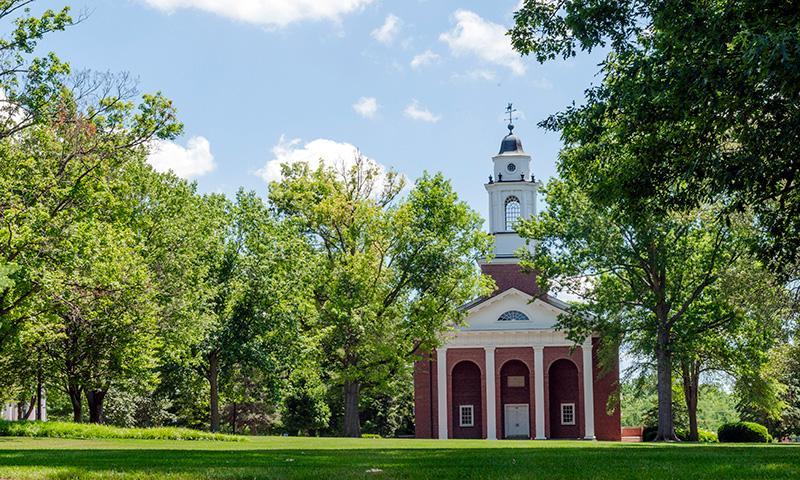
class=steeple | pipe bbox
[483,104,542,264]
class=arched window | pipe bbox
[505,196,521,231]
[498,310,530,322]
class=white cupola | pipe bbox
[484,110,542,264]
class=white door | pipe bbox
[504,404,530,439]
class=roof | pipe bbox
[458,262,570,312]
[498,125,525,155]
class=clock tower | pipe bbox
[484,104,542,264]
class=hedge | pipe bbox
[717,422,771,443]
[0,421,242,441]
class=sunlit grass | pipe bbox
[0,436,798,479]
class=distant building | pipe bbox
[413,115,621,440]
[2,396,47,421]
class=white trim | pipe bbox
[560,403,576,426]
[534,347,546,439]
[459,405,475,427]
[485,347,497,440]
[436,348,448,440]
[582,338,596,440]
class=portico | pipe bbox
[431,305,599,440]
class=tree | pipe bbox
[0,73,180,352]
[509,0,800,282]
[517,177,745,440]
[736,342,800,439]
[37,213,158,423]
[672,259,790,440]
[195,190,314,432]
[0,0,73,139]
[269,157,493,437]
[280,365,330,436]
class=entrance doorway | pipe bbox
[504,404,530,438]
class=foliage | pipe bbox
[736,342,800,438]
[718,422,772,443]
[269,158,493,436]
[280,367,330,436]
[510,0,800,283]
[0,420,240,441]
[517,174,747,439]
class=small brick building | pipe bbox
[413,120,621,441]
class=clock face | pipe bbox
[507,163,517,173]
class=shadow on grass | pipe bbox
[0,445,799,479]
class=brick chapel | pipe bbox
[413,117,621,441]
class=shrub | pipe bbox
[361,433,381,439]
[644,426,718,442]
[697,429,718,443]
[0,421,241,441]
[718,422,771,443]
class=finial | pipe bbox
[505,102,518,134]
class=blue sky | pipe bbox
[39,0,604,220]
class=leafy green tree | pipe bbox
[280,366,330,436]
[37,214,158,423]
[0,0,73,138]
[0,77,180,353]
[195,190,314,432]
[517,177,745,440]
[509,0,800,282]
[269,157,493,437]
[673,259,790,440]
[737,342,800,438]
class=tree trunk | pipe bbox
[68,383,83,423]
[343,380,361,437]
[86,390,106,424]
[231,402,237,435]
[681,360,700,441]
[35,362,43,421]
[22,394,35,419]
[655,318,678,441]
[208,351,220,433]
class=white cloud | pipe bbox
[410,50,440,69]
[403,100,440,123]
[371,14,401,44]
[142,0,373,28]
[257,136,399,190]
[439,10,525,76]
[352,96,378,118]
[148,136,216,179]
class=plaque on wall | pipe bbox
[507,376,525,387]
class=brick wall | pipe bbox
[592,338,622,441]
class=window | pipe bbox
[505,196,521,230]
[498,310,530,322]
[561,403,575,425]
[459,405,474,427]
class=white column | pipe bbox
[485,347,497,440]
[437,347,448,440]
[582,338,596,440]
[534,347,546,439]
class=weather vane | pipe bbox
[505,102,518,133]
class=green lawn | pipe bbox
[0,436,798,479]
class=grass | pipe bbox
[0,421,240,442]
[0,436,798,479]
